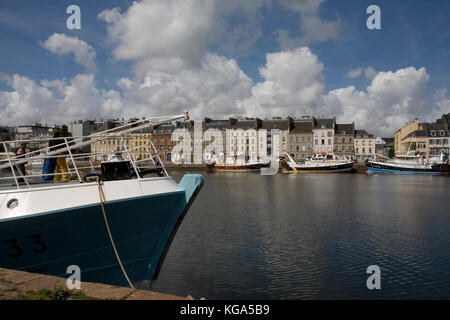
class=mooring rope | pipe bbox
[96,178,135,289]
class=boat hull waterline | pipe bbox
[206,161,271,172]
[0,174,204,287]
[365,161,442,174]
[289,162,354,173]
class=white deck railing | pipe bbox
[0,112,188,189]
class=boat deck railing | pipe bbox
[0,134,168,189]
[0,112,189,190]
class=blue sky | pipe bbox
[0,0,449,136]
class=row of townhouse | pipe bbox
[288,117,376,161]
[4,115,380,163]
[89,116,378,163]
[200,116,377,162]
[394,113,450,159]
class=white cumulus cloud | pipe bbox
[237,47,325,117]
[98,0,215,74]
[324,67,431,136]
[346,66,378,80]
[41,33,97,72]
[0,74,122,125]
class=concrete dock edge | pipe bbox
[0,267,188,300]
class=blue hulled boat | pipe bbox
[0,113,203,288]
[365,153,448,174]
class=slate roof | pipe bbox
[355,130,374,138]
[314,118,334,129]
[233,120,256,130]
[402,130,427,140]
[335,123,354,135]
[261,119,290,130]
[204,119,229,130]
[290,121,312,134]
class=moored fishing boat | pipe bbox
[0,112,204,288]
[284,152,353,173]
[365,152,448,174]
[206,155,271,172]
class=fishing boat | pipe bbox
[365,152,447,174]
[0,112,204,288]
[205,154,270,172]
[284,152,354,173]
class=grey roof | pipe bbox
[426,122,445,129]
[153,124,174,134]
[204,119,229,130]
[175,120,194,129]
[290,121,312,134]
[402,130,427,140]
[261,119,290,130]
[233,120,255,130]
[426,122,449,137]
[442,113,450,123]
[355,130,374,138]
[314,118,334,129]
[335,123,354,135]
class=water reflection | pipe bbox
[150,172,450,299]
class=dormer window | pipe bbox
[431,131,436,136]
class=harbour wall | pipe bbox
[0,267,193,300]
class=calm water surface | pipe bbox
[150,172,450,299]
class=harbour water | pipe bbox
[150,172,450,299]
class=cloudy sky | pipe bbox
[1,0,450,136]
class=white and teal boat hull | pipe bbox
[0,174,203,287]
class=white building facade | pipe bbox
[313,118,335,155]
